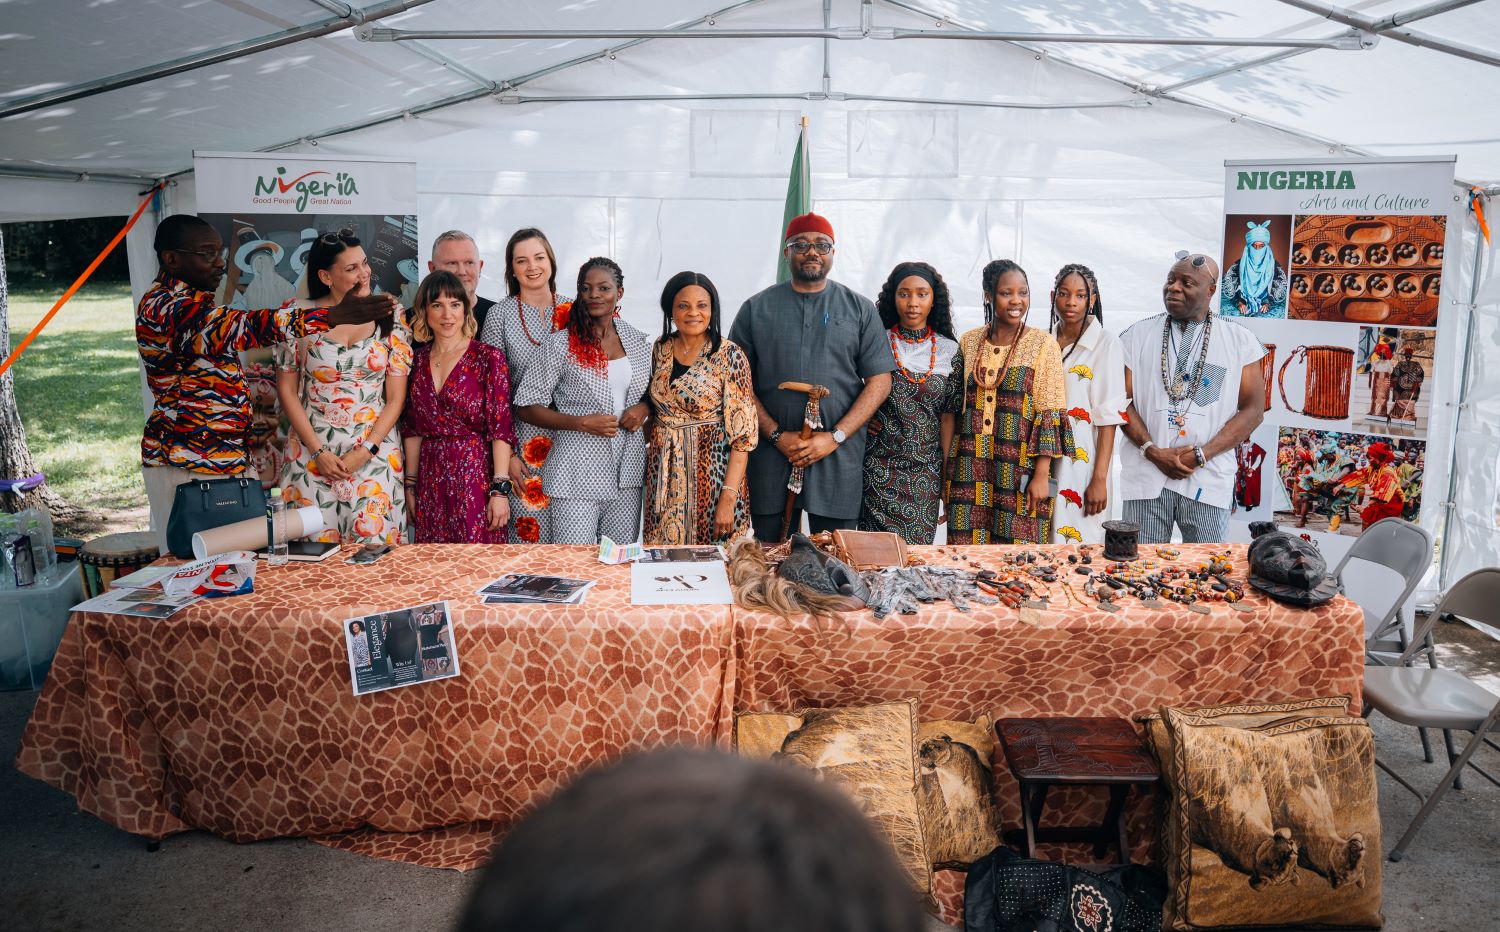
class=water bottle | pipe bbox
[267,488,290,566]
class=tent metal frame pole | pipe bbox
[300,0,499,92]
[1158,0,1484,93]
[0,165,161,186]
[1437,202,1489,592]
[0,0,438,121]
[1273,0,1500,67]
[362,26,1366,49]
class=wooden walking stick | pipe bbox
[777,380,829,542]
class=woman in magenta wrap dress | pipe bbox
[402,271,518,543]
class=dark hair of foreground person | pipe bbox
[456,748,930,932]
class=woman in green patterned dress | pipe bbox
[857,262,963,543]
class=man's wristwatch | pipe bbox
[489,478,513,497]
[1140,439,1156,454]
[831,428,847,445]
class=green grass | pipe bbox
[7,279,147,532]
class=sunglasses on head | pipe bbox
[1174,250,1209,268]
[318,228,357,245]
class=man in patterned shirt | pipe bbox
[139,214,394,549]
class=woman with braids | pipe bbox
[856,261,963,543]
[945,259,1073,544]
[643,271,757,545]
[480,227,570,542]
[1047,263,1127,544]
[515,257,652,545]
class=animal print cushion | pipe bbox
[914,714,1001,869]
[734,701,932,898]
[1160,708,1383,930]
[1139,696,1353,787]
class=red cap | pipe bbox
[1368,442,1395,464]
[1401,345,1415,355]
[784,212,835,242]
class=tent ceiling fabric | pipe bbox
[1,0,1497,188]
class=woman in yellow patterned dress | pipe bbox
[944,259,1073,544]
[277,229,411,546]
[643,271,757,545]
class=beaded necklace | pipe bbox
[889,325,937,384]
[973,323,1023,391]
[1160,314,1212,437]
[516,294,561,347]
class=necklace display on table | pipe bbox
[1159,315,1212,438]
[890,325,937,384]
[517,296,560,347]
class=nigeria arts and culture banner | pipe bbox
[1219,155,1459,554]
[192,151,419,487]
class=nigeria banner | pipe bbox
[1219,155,1459,560]
[192,151,418,487]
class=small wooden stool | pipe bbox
[996,716,1160,865]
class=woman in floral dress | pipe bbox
[404,272,518,543]
[277,229,410,545]
[479,227,569,544]
[643,271,757,545]
[944,259,1073,544]
[857,261,962,544]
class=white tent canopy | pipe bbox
[3,0,1499,586]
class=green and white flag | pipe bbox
[775,117,811,284]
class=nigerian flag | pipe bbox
[775,117,811,284]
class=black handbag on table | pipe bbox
[165,476,268,558]
[965,846,1165,932]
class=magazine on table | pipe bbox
[637,546,725,563]
[344,600,460,696]
[72,587,203,619]
[107,564,178,590]
[629,560,733,605]
[476,573,595,604]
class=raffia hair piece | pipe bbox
[727,538,852,633]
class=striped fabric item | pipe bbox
[138,275,328,475]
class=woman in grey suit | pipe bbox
[515,257,653,545]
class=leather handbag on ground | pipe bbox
[831,529,909,570]
[965,846,1165,932]
[165,476,267,558]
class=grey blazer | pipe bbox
[514,321,653,499]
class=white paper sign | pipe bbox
[629,560,733,605]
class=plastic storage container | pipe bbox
[0,562,84,690]
[0,507,56,588]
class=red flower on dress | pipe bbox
[520,475,550,509]
[521,435,553,468]
[515,516,541,543]
[551,301,573,331]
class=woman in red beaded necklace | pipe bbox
[856,261,963,543]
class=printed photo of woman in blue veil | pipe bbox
[1221,217,1290,318]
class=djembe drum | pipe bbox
[1261,344,1276,412]
[78,531,161,598]
[1278,345,1353,420]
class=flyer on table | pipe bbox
[344,600,460,696]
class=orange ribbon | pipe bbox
[0,181,163,378]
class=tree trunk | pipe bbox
[0,226,85,522]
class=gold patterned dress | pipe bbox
[944,326,1073,544]
[643,339,758,545]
